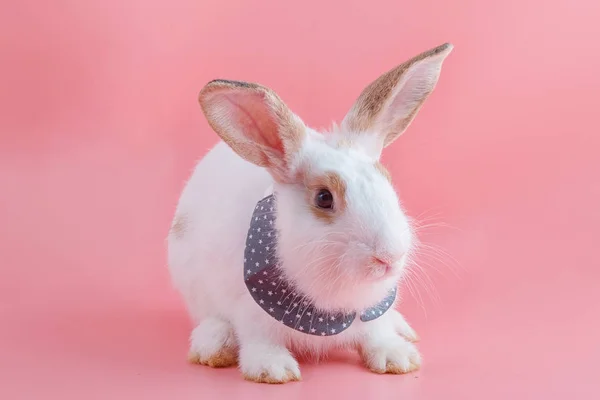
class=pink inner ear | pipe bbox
[223,91,284,155]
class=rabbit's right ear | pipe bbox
[199,80,306,182]
[341,43,453,159]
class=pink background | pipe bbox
[1,0,600,398]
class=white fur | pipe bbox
[188,316,236,362]
[167,137,418,379]
[168,44,452,382]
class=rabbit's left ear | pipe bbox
[199,80,306,182]
[342,43,453,156]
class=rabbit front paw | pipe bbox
[359,334,422,374]
[239,342,301,384]
[187,317,238,368]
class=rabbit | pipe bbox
[167,43,453,383]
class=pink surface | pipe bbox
[1,1,600,398]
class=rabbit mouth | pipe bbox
[368,263,393,280]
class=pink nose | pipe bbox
[371,256,391,270]
[372,256,390,267]
[369,256,395,278]
[371,253,404,268]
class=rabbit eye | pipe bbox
[315,189,334,209]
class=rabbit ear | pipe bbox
[342,43,453,156]
[199,80,306,182]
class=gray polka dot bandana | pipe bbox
[244,194,397,337]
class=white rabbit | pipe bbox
[168,43,453,383]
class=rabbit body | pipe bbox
[167,43,453,383]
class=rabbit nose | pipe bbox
[372,256,391,269]
[372,253,404,268]
[368,254,403,279]
[371,255,392,269]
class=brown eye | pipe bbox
[316,189,334,209]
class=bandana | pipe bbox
[244,194,397,336]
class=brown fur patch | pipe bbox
[374,161,392,182]
[387,360,420,374]
[170,213,188,239]
[344,43,452,147]
[198,80,305,183]
[304,171,347,224]
[243,370,301,384]
[368,361,420,375]
[187,346,238,368]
